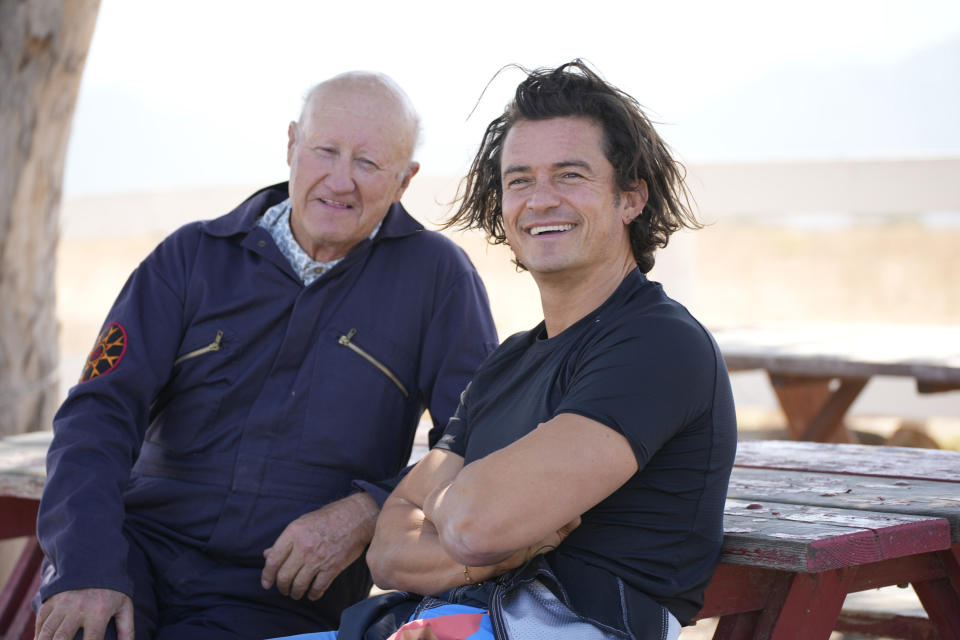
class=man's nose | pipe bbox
[325,158,355,193]
[526,180,561,211]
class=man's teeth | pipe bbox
[322,198,351,208]
[529,224,574,236]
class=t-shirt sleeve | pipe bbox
[554,316,718,469]
[434,384,471,457]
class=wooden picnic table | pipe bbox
[3,433,959,639]
[712,324,960,443]
[702,439,960,639]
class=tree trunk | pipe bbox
[0,0,101,437]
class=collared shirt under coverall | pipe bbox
[35,183,498,637]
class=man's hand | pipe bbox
[488,516,582,577]
[261,492,379,601]
[35,588,133,640]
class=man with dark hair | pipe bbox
[356,61,737,639]
[33,72,498,640]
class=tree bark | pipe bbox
[0,0,101,436]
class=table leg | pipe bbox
[944,543,960,594]
[762,568,857,640]
[713,611,761,640]
[912,545,960,640]
[767,374,867,443]
[0,536,41,640]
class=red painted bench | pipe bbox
[699,441,960,640]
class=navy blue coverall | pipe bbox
[35,184,498,638]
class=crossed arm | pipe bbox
[367,412,639,595]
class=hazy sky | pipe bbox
[63,0,960,195]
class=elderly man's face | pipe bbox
[287,83,417,262]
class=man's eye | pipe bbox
[314,147,336,156]
[561,172,584,180]
[506,177,530,188]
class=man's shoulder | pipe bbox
[378,206,480,275]
[141,184,286,269]
[595,274,718,358]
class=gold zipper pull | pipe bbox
[173,330,225,365]
[337,328,409,397]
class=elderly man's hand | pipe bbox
[35,588,133,640]
[261,491,379,601]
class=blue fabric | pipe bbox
[36,183,498,633]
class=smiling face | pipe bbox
[499,117,646,284]
[286,76,419,261]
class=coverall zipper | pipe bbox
[338,328,409,397]
[173,330,223,365]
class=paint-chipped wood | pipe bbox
[728,467,960,541]
[735,440,960,483]
[0,431,48,501]
[721,499,950,572]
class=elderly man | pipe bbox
[286,61,737,640]
[33,72,497,640]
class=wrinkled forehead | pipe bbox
[301,79,416,155]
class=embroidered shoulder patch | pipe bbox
[80,322,128,382]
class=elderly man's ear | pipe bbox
[392,162,420,202]
[620,179,649,225]
[287,121,299,165]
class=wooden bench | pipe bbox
[699,440,960,639]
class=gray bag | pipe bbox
[497,576,624,639]
[488,557,632,640]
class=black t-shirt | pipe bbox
[436,270,737,625]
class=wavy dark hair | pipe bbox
[447,60,699,273]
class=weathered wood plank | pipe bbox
[721,499,950,572]
[735,440,960,483]
[713,324,960,386]
[0,432,48,501]
[728,467,960,541]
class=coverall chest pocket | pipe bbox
[300,326,417,462]
[147,327,238,451]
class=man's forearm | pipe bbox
[367,496,521,595]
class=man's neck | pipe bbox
[537,258,637,338]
